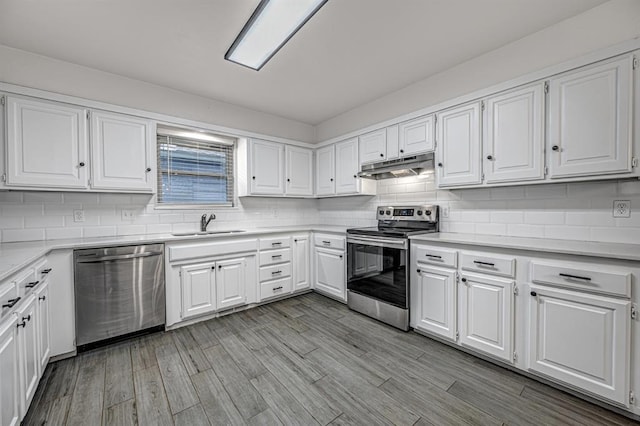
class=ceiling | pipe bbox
[0,0,607,125]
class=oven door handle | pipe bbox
[347,236,408,250]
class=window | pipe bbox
[157,126,235,206]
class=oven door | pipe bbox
[346,235,408,309]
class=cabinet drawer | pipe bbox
[259,236,291,250]
[259,262,292,282]
[168,239,258,262]
[530,261,631,298]
[260,277,293,301]
[415,246,457,268]
[314,234,345,250]
[0,281,18,318]
[460,251,515,278]
[259,248,292,266]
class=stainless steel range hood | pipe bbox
[358,153,434,180]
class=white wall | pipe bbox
[315,0,640,141]
[317,176,640,244]
[0,45,315,143]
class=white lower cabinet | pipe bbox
[0,315,20,426]
[292,234,311,292]
[414,266,457,341]
[313,235,346,301]
[35,281,50,373]
[180,257,248,320]
[528,284,630,406]
[458,273,514,362]
[16,296,39,416]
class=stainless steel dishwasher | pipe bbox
[74,244,165,350]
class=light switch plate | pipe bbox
[441,206,450,218]
[121,209,136,221]
[613,200,631,218]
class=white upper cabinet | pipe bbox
[335,138,359,194]
[548,55,633,178]
[90,110,154,191]
[436,102,482,187]
[399,115,434,156]
[5,96,88,189]
[484,84,545,183]
[359,128,387,164]
[250,139,285,195]
[285,145,313,196]
[386,125,400,159]
[315,144,335,196]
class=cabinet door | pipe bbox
[484,84,544,183]
[35,281,50,373]
[6,96,88,188]
[216,258,247,311]
[90,110,154,191]
[314,247,345,301]
[292,235,310,292]
[180,262,216,319]
[359,129,386,164]
[335,138,359,194]
[250,139,284,195]
[415,266,457,341]
[315,145,335,196]
[0,317,20,426]
[399,115,434,156]
[459,273,514,362]
[16,297,39,415]
[436,102,482,187]
[528,284,630,405]
[548,56,633,178]
[285,146,313,196]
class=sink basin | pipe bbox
[171,230,246,237]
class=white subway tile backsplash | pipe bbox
[2,228,45,243]
[524,184,567,199]
[475,223,507,235]
[590,227,640,244]
[490,186,525,200]
[45,227,83,240]
[448,222,475,233]
[25,216,64,228]
[490,211,524,224]
[507,224,544,238]
[116,225,146,236]
[0,217,24,228]
[63,193,99,204]
[83,226,117,238]
[23,192,64,203]
[544,225,590,241]
[145,224,172,235]
[2,204,44,216]
[524,211,565,225]
[565,211,615,227]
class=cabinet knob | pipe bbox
[211,266,216,270]
[79,162,85,167]
[461,278,467,283]
[486,155,493,160]
[400,149,404,154]
[416,269,421,273]
[330,178,333,182]
[146,167,152,172]
[380,153,384,157]
[287,178,290,182]
[252,176,256,180]
[530,291,537,296]
[294,239,297,242]
[437,162,443,167]
[218,265,222,269]
[551,145,559,151]
[339,255,343,259]
[353,175,357,178]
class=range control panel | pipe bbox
[376,205,439,222]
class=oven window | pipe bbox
[347,243,407,308]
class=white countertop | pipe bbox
[0,225,348,281]
[409,232,640,262]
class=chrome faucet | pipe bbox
[200,214,216,232]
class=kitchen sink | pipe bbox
[171,230,246,237]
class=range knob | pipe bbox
[417,210,423,216]
[378,210,385,216]
[385,210,391,215]
[425,210,432,216]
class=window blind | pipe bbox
[157,132,235,206]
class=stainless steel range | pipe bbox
[346,205,439,330]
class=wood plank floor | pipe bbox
[24,293,637,426]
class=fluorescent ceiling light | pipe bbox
[225,0,328,71]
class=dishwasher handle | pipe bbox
[76,251,163,263]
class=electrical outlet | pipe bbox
[121,209,136,221]
[73,210,85,223]
[613,200,631,218]
[441,206,450,218]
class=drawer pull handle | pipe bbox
[39,296,46,301]
[530,291,537,296]
[322,241,331,245]
[271,255,282,259]
[273,286,283,291]
[17,321,26,329]
[559,273,591,281]
[2,297,21,309]
[473,261,495,267]
[41,268,52,274]
[22,315,31,322]
[272,242,282,246]
[271,270,282,275]
[425,254,442,259]
[25,281,40,288]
